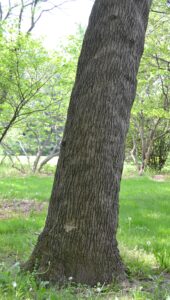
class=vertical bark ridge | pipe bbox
[25,0,152,286]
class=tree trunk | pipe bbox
[139,119,160,175]
[25,0,152,286]
[131,135,140,172]
[38,143,59,172]
[33,149,43,173]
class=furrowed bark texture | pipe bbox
[25,0,152,285]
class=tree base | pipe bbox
[23,231,126,286]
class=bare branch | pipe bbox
[3,2,20,21]
[27,0,76,33]
[151,10,168,14]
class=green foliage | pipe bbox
[135,0,170,119]
[0,2,84,146]
[0,26,84,172]
[126,0,170,172]
[14,29,83,157]
[148,135,170,170]
[0,25,55,141]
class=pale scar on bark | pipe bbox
[64,222,77,233]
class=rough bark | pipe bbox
[25,0,152,286]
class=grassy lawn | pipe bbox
[0,170,170,299]
[0,175,53,201]
[119,177,170,271]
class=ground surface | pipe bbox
[0,200,46,220]
[0,166,170,299]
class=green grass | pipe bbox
[0,170,170,299]
[0,176,53,201]
[119,177,170,270]
[0,213,46,263]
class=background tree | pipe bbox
[0,0,75,143]
[0,30,83,171]
[126,1,170,174]
[24,0,153,285]
[0,31,56,143]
